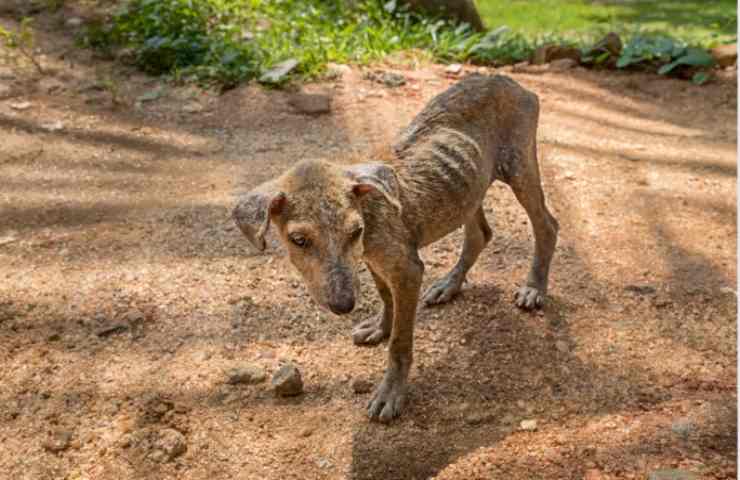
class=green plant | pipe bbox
[0,17,44,74]
[80,0,259,85]
[79,0,479,86]
[616,35,686,68]
[615,35,715,83]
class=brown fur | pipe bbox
[233,74,559,422]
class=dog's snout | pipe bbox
[328,295,355,315]
[326,265,356,315]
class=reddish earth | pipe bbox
[0,10,736,480]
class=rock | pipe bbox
[9,101,31,111]
[711,43,737,68]
[404,0,485,31]
[647,470,697,480]
[259,59,299,84]
[351,378,373,394]
[43,429,72,453]
[287,93,332,115]
[65,17,83,29]
[40,120,64,133]
[316,457,332,469]
[555,340,569,353]
[152,428,187,462]
[299,428,313,437]
[671,418,693,438]
[549,58,578,71]
[520,419,538,431]
[445,63,463,75]
[272,364,303,396]
[225,365,266,385]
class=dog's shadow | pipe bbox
[346,292,658,479]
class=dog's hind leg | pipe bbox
[422,207,492,306]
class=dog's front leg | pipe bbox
[367,251,424,423]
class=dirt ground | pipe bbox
[0,10,737,480]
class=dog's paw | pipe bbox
[422,275,463,306]
[352,317,390,346]
[368,378,407,423]
[514,285,545,310]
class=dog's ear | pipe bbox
[346,163,401,212]
[232,182,286,252]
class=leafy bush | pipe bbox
[80,0,480,85]
[81,0,258,85]
[614,35,716,84]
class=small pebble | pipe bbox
[226,366,266,385]
[520,419,538,431]
[272,364,303,396]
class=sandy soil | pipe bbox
[0,10,737,480]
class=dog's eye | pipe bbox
[350,227,364,241]
[290,234,309,248]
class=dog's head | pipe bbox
[233,159,400,315]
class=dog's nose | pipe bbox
[328,296,355,315]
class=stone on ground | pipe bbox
[226,365,267,385]
[272,364,303,396]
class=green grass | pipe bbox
[476,0,737,48]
